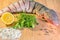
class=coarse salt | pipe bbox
[0,28,21,40]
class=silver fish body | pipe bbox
[0,0,59,26]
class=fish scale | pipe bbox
[0,0,59,26]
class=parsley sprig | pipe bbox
[13,13,37,29]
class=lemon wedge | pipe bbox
[1,12,14,25]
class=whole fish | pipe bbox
[0,0,59,26]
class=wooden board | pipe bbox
[0,0,60,40]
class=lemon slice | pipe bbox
[1,12,14,25]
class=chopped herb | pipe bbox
[13,12,37,29]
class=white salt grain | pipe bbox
[0,28,21,40]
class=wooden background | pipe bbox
[0,0,60,40]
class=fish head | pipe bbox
[44,9,60,26]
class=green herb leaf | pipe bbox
[12,12,37,29]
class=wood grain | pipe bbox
[0,0,60,40]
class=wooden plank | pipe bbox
[0,0,18,9]
[0,0,60,40]
[35,0,47,6]
[46,0,60,12]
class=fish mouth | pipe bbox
[46,18,59,26]
[52,19,60,26]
